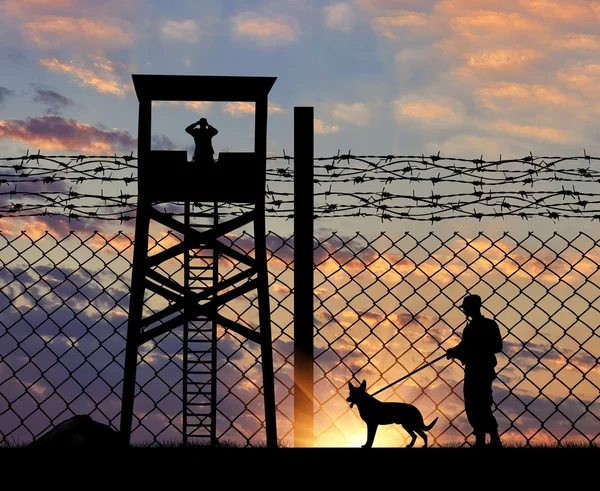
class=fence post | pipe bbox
[293,107,314,448]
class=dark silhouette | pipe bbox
[347,380,438,448]
[28,414,124,449]
[185,117,218,164]
[446,294,503,448]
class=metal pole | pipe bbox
[293,107,314,448]
[119,98,152,445]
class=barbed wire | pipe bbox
[1,150,599,223]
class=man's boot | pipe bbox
[488,430,502,449]
[472,432,486,449]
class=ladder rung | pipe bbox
[188,370,211,374]
[189,266,212,270]
[186,424,211,428]
[187,396,212,400]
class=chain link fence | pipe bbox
[1,227,599,447]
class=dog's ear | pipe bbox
[348,382,354,391]
[360,380,366,391]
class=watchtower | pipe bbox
[120,74,278,448]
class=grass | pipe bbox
[3,438,596,449]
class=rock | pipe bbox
[28,415,125,449]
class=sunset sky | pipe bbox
[1,0,599,447]
[1,0,600,160]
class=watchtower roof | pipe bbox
[132,74,277,102]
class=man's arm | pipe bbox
[185,121,198,136]
[446,339,465,362]
[208,124,218,136]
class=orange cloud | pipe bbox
[371,10,430,38]
[519,0,599,24]
[232,12,300,46]
[222,102,284,117]
[394,96,465,126]
[223,102,255,116]
[553,33,600,51]
[2,0,75,15]
[0,115,136,153]
[464,49,544,71]
[557,63,600,96]
[152,100,213,114]
[454,10,545,38]
[475,82,579,111]
[314,119,340,135]
[490,120,573,142]
[39,57,131,97]
[23,16,133,48]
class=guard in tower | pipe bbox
[185,117,218,164]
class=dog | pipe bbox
[347,380,438,448]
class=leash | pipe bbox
[370,354,448,397]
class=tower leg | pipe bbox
[120,204,151,445]
[255,219,278,448]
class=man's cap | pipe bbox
[459,294,482,309]
[199,118,207,123]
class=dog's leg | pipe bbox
[362,423,378,448]
[415,428,428,448]
[404,427,417,448]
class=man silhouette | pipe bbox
[446,294,503,449]
[185,117,218,164]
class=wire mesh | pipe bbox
[1,228,598,447]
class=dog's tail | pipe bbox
[423,417,438,431]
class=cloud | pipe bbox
[160,20,200,43]
[557,63,600,97]
[314,119,340,135]
[0,87,14,104]
[371,10,431,38]
[223,102,255,117]
[22,16,133,48]
[394,95,465,127]
[490,121,574,143]
[552,33,600,51]
[518,0,600,25]
[151,134,176,151]
[361,0,436,7]
[475,82,580,112]
[221,102,284,117]
[39,56,132,97]
[0,115,136,154]
[152,100,213,114]
[232,12,300,47]
[458,49,544,78]
[331,103,371,125]
[1,0,76,15]
[31,85,77,114]
[324,3,357,31]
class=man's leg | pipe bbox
[485,371,502,448]
[464,372,486,448]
